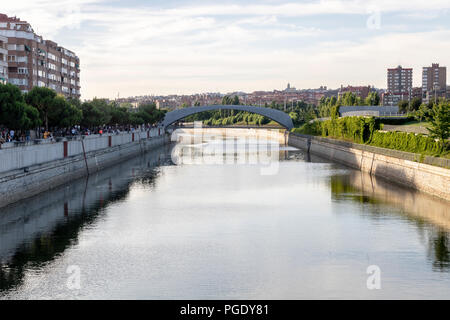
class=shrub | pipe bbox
[291,121,322,135]
[320,116,380,143]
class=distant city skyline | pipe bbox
[1,0,449,99]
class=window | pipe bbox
[9,78,28,86]
[7,44,24,51]
[8,55,16,62]
[38,80,46,87]
[17,56,28,63]
[18,68,28,74]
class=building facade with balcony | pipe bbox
[0,13,80,98]
[0,35,7,84]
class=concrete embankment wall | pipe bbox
[288,133,450,201]
[0,129,169,208]
[0,146,167,265]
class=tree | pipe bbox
[139,103,165,124]
[415,104,431,122]
[0,83,25,129]
[331,105,340,120]
[62,105,82,128]
[90,98,112,125]
[80,101,106,128]
[398,100,409,113]
[233,95,240,105]
[289,112,300,126]
[22,104,42,130]
[318,96,339,117]
[364,92,380,106]
[0,83,41,131]
[409,97,422,112]
[110,106,130,125]
[25,87,57,131]
[427,101,450,143]
[130,113,145,126]
[48,96,68,128]
[339,92,361,106]
[222,96,233,105]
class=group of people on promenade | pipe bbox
[0,123,162,146]
[0,129,31,144]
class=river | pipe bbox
[0,129,449,299]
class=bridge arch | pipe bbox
[162,105,294,130]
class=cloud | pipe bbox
[160,0,450,17]
[1,0,449,98]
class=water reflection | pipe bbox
[0,132,449,299]
[0,145,170,294]
[330,171,450,272]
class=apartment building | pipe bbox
[0,13,80,98]
[0,35,7,84]
[422,63,447,103]
[385,65,413,106]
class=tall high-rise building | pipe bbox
[0,35,7,84]
[0,13,80,98]
[422,63,446,103]
[385,65,413,106]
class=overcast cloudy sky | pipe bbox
[2,0,450,99]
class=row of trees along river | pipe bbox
[0,83,448,149]
[0,83,166,139]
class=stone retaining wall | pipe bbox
[0,129,169,208]
[289,133,450,201]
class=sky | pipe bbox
[2,0,450,99]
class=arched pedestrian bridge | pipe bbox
[162,105,294,130]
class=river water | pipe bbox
[0,129,449,299]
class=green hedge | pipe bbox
[370,131,444,155]
[292,117,447,157]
